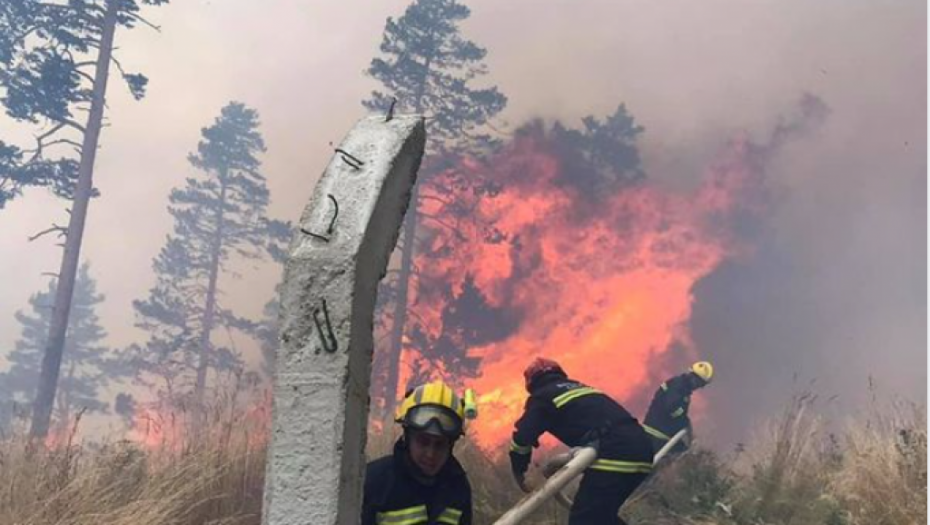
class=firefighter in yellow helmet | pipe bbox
[642,361,714,454]
[361,380,474,525]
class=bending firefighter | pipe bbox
[509,358,654,525]
[642,361,714,455]
[362,381,476,525]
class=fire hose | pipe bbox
[545,428,689,509]
[490,429,688,525]
[490,445,598,525]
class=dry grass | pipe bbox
[626,392,926,525]
[831,400,926,525]
[0,388,268,525]
[0,391,923,525]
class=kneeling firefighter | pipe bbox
[362,380,477,525]
[509,358,654,525]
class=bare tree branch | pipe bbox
[420,212,466,239]
[60,119,87,134]
[34,122,67,144]
[126,11,162,32]
[75,68,96,84]
[44,138,84,152]
[109,54,128,76]
[25,122,82,162]
[28,225,68,242]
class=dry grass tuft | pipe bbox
[831,400,926,525]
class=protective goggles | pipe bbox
[403,405,463,438]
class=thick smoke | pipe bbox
[689,94,926,450]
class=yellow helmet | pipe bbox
[395,380,467,438]
[690,361,714,383]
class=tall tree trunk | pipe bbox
[53,360,75,438]
[382,45,434,413]
[30,0,118,439]
[193,177,227,413]
[384,192,420,407]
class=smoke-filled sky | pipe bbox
[0,0,925,448]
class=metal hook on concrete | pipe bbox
[300,194,339,242]
[300,228,330,243]
[312,298,338,354]
[334,148,364,170]
[385,97,397,122]
[325,194,339,234]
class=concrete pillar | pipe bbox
[262,114,426,525]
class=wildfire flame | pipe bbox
[116,101,821,455]
[395,124,779,451]
[127,404,187,452]
[127,391,272,453]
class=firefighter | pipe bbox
[509,358,654,525]
[362,380,473,525]
[642,361,714,455]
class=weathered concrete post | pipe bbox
[262,115,426,525]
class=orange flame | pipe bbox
[127,404,187,452]
[394,131,768,451]
[126,391,272,453]
[43,421,74,450]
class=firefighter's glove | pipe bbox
[509,450,530,482]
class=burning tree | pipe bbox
[129,102,287,419]
[364,0,507,411]
[0,263,120,435]
[385,94,827,449]
[0,0,170,438]
[549,104,646,194]
[388,105,649,411]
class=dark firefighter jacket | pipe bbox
[510,372,653,474]
[361,438,472,525]
[642,373,695,441]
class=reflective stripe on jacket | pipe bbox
[362,439,472,525]
[643,374,694,438]
[511,372,652,469]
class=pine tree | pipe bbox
[364,0,506,409]
[0,263,116,433]
[0,0,170,438]
[551,104,646,194]
[130,102,287,413]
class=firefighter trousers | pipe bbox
[569,469,648,525]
